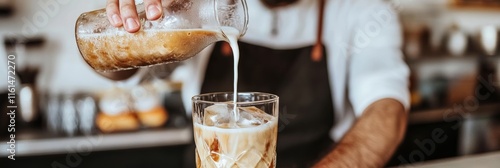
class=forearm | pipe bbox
[313,98,408,168]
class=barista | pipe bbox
[106,0,410,167]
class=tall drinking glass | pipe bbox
[192,92,279,168]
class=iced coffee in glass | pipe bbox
[192,92,279,168]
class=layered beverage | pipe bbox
[76,29,221,72]
[193,104,278,168]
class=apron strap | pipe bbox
[221,0,327,61]
[311,0,326,62]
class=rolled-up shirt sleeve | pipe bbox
[348,1,410,117]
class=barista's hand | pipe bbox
[106,0,163,33]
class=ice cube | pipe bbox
[236,106,273,127]
[203,104,231,127]
[203,105,274,128]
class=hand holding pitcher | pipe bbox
[75,0,248,72]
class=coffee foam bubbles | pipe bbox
[76,29,221,72]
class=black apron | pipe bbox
[201,42,334,167]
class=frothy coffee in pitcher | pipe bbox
[76,29,221,72]
[75,0,249,72]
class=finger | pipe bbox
[120,0,141,33]
[106,0,122,27]
[144,0,162,20]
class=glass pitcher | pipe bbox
[75,0,248,72]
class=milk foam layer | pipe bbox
[203,105,274,128]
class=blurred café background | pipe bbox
[0,0,499,167]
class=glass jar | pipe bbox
[75,0,248,72]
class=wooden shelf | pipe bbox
[406,54,500,63]
[449,0,500,11]
[409,103,500,125]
